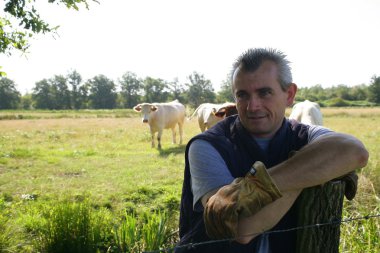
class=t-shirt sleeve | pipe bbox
[308,125,333,143]
[189,139,235,211]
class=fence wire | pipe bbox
[143,213,380,253]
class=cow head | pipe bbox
[133,103,158,123]
[213,103,237,118]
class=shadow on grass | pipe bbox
[158,145,186,157]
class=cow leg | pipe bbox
[178,122,183,144]
[150,130,155,148]
[198,119,206,132]
[171,127,176,144]
[157,129,163,149]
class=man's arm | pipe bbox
[235,132,368,244]
[269,132,368,192]
[236,189,302,244]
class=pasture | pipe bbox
[0,107,379,252]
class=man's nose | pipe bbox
[247,96,261,111]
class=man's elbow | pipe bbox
[356,145,369,168]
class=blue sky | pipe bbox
[1,0,380,94]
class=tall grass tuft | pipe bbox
[141,211,171,252]
[113,213,141,253]
[113,211,172,253]
[39,200,95,253]
[340,173,380,252]
[0,198,11,252]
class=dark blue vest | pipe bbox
[177,115,309,253]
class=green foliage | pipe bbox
[167,78,186,103]
[40,200,94,253]
[88,75,117,109]
[143,76,169,103]
[185,71,215,108]
[0,111,379,252]
[33,199,114,253]
[324,97,351,107]
[119,72,143,108]
[141,211,171,251]
[0,77,21,109]
[296,84,374,105]
[216,75,234,103]
[368,75,380,104]
[113,213,142,253]
[0,198,11,252]
[3,70,380,110]
[1,0,97,56]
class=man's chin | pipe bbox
[245,127,270,137]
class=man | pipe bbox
[177,48,368,253]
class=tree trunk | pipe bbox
[295,180,346,253]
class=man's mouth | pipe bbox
[247,114,267,120]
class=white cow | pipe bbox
[289,100,323,125]
[189,102,237,132]
[133,100,185,148]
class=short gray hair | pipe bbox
[231,48,293,91]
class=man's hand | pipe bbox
[335,171,358,200]
[203,161,282,239]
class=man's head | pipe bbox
[231,48,297,138]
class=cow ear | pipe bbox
[151,105,158,111]
[214,108,226,118]
[133,104,142,112]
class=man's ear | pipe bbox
[286,83,297,106]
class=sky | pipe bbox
[1,0,380,94]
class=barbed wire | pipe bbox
[143,213,380,253]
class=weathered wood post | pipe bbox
[295,180,346,253]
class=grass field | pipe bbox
[0,108,379,252]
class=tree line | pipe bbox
[1,71,380,110]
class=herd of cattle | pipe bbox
[133,99,323,148]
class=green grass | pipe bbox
[0,108,379,252]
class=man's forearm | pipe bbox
[236,189,302,244]
[269,132,368,192]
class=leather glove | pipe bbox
[336,171,358,200]
[204,161,282,239]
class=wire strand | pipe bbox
[142,213,380,253]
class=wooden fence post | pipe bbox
[295,180,346,253]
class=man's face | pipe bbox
[233,61,296,138]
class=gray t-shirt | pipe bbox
[189,125,332,211]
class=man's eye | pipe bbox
[236,93,249,100]
[260,90,272,97]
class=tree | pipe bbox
[167,77,186,102]
[335,84,352,100]
[20,93,33,109]
[88,75,117,109]
[51,75,71,109]
[77,82,90,109]
[32,79,54,109]
[368,75,380,104]
[0,77,20,109]
[1,0,97,56]
[67,70,83,109]
[216,75,234,103]
[119,71,143,108]
[349,84,368,101]
[185,71,215,108]
[143,76,169,103]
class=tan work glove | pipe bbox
[204,161,282,239]
[336,171,358,200]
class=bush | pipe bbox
[324,98,350,107]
